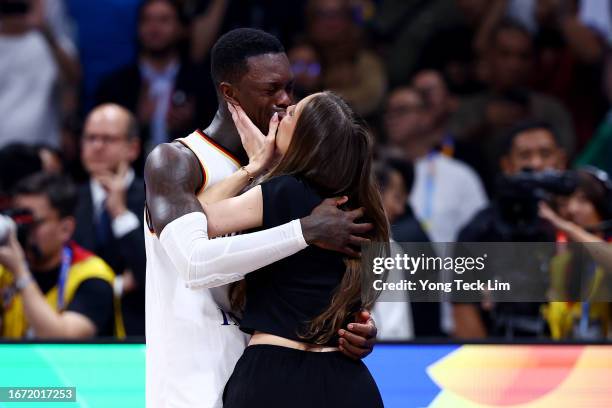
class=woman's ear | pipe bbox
[219,82,240,106]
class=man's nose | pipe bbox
[528,156,544,172]
[276,90,292,109]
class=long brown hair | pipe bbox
[253,91,389,344]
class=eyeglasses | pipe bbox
[82,134,127,145]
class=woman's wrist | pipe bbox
[243,163,261,180]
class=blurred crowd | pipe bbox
[0,0,612,341]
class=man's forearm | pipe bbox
[14,266,70,338]
[159,212,308,288]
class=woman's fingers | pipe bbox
[227,102,237,122]
[267,112,279,140]
[228,102,249,134]
[261,113,279,164]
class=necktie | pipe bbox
[95,202,113,247]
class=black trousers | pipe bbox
[223,344,384,408]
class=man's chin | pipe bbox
[87,165,114,177]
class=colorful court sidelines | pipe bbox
[0,343,611,407]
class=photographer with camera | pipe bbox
[454,119,567,338]
[0,173,122,339]
[539,167,612,340]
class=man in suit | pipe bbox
[73,104,146,336]
[95,0,215,165]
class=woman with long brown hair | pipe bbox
[197,91,388,407]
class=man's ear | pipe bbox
[60,217,76,243]
[500,155,512,175]
[127,138,141,163]
[556,148,567,170]
[219,82,240,106]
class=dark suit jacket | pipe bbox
[73,177,146,336]
[95,61,217,143]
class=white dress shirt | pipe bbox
[90,168,140,239]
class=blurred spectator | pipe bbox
[539,167,612,340]
[449,20,576,158]
[288,38,323,101]
[411,69,489,185]
[384,86,487,243]
[575,50,612,175]
[306,0,387,117]
[0,0,80,150]
[381,158,425,243]
[455,120,567,338]
[416,0,491,95]
[481,0,608,150]
[373,159,446,339]
[376,160,408,226]
[372,162,414,341]
[0,172,121,339]
[73,104,146,336]
[383,85,487,336]
[96,0,215,163]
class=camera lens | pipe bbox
[0,215,15,246]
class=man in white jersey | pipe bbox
[144,28,377,407]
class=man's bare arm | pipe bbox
[144,142,203,236]
[144,142,312,288]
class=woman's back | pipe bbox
[240,175,347,345]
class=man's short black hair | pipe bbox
[13,172,78,218]
[210,28,285,86]
[491,19,532,47]
[138,0,185,25]
[375,159,415,193]
[388,158,415,192]
[501,119,561,155]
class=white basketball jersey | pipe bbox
[145,130,249,408]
